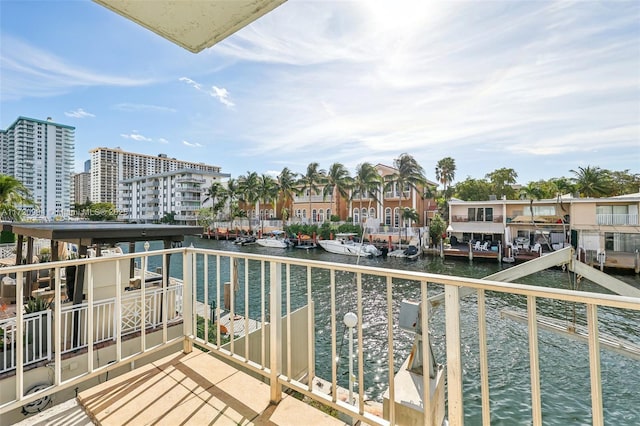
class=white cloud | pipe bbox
[182,140,203,148]
[157,138,169,144]
[179,77,234,108]
[211,86,234,107]
[113,103,177,113]
[121,131,152,142]
[0,35,155,101]
[64,108,95,118]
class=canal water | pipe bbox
[139,237,640,425]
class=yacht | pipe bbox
[317,233,381,257]
[256,230,290,248]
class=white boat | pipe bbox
[318,233,381,257]
[388,245,422,260]
[256,231,290,248]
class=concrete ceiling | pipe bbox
[93,0,287,53]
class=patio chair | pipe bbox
[480,242,489,251]
[473,241,481,251]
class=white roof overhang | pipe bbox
[93,0,287,53]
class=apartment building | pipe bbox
[73,171,91,205]
[90,147,224,204]
[0,116,75,217]
[119,168,230,224]
[288,163,438,226]
[448,193,640,269]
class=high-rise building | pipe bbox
[73,172,91,205]
[89,147,224,204]
[119,168,230,224]
[0,116,75,217]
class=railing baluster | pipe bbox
[587,304,603,426]
[386,275,395,425]
[269,260,283,403]
[307,266,314,393]
[527,295,542,426]
[357,272,364,415]
[445,284,464,425]
[87,264,94,372]
[115,259,122,362]
[216,255,221,348]
[286,263,291,380]
[330,269,337,403]
[229,256,235,355]
[261,260,266,367]
[478,289,490,425]
[421,281,431,426]
[245,257,249,362]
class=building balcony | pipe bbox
[176,177,205,183]
[596,213,638,226]
[0,249,637,425]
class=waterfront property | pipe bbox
[0,223,639,424]
[448,193,640,271]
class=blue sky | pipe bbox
[1,0,639,186]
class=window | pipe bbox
[394,207,399,227]
[385,208,392,225]
[326,209,331,220]
[353,208,360,223]
[468,208,475,221]
[319,209,324,222]
[361,208,368,220]
[312,209,317,222]
[369,208,375,219]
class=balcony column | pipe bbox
[269,260,283,403]
[182,248,194,353]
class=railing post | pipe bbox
[445,284,463,425]
[269,260,283,403]
[182,248,193,353]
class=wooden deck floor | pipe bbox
[77,349,347,425]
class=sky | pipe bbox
[1,0,639,187]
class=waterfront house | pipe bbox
[448,193,640,271]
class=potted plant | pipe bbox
[24,297,52,355]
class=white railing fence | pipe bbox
[0,248,638,426]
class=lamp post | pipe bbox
[343,312,358,406]
[143,241,150,275]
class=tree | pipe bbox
[352,162,382,225]
[299,162,325,224]
[435,157,456,194]
[277,167,299,222]
[429,214,447,248]
[485,168,518,200]
[238,172,260,219]
[0,174,34,220]
[401,207,419,243]
[203,182,226,218]
[570,166,610,198]
[323,163,351,222]
[605,169,640,196]
[519,182,551,250]
[453,177,492,201]
[385,153,426,247]
[256,174,278,232]
[225,178,241,220]
[160,212,176,224]
[87,202,118,221]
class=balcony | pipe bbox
[596,213,638,226]
[0,249,638,425]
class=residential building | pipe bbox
[288,163,438,227]
[448,193,640,269]
[73,171,91,205]
[90,147,224,204]
[119,168,230,224]
[0,116,75,217]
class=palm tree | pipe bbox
[276,167,299,222]
[323,163,351,222]
[385,154,426,247]
[256,174,278,233]
[352,162,382,226]
[0,174,34,220]
[299,162,325,224]
[238,172,260,224]
[401,207,420,243]
[519,182,551,250]
[435,157,456,196]
[202,182,226,218]
[570,166,610,198]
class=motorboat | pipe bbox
[293,234,317,250]
[234,235,256,246]
[388,244,421,260]
[317,233,381,257]
[256,230,290,248]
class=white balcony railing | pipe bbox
[596,213,638,226]
[0,248,638,425]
